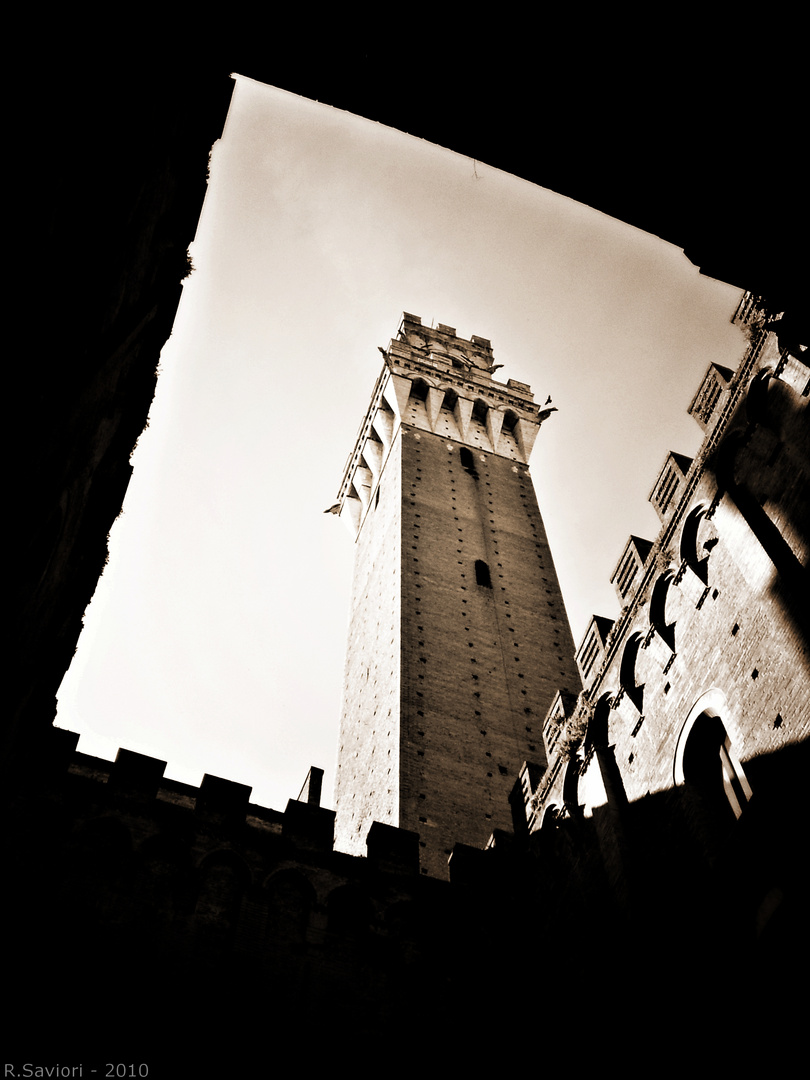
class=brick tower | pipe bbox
[333,314,581,877]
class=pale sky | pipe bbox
[56,76,746,813]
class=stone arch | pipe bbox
[562,756,581,815]
[649,570,677,650]
[745,367,777,427]
[441,387,459,413]
[619,633,645,713]
[673,688,752,824]
[539,803,562,831]
[679,504,715,584]
[502,408,519,434]
[471,398,489,424]
[674,689,743,784]
[585,692,615,750]
[409,376,431,403]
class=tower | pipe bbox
[334,314,581,877]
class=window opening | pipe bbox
[475,560,492,588]
[460,447,478,476]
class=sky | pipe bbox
[56,75,746,813]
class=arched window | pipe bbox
[674,690,752,825]
[472,399,488,424]
[502,410,519,435]
[682,714,752,822]
[409,377,430,404]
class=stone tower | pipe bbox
[334,313,581,877]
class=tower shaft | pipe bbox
[334,314,580,877]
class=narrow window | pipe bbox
[460,447,478,476]
[475,560,492,588]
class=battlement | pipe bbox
[392,312,537,406]
[19,732,508,881]
[397,312,496,374]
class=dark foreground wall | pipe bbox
[4,726,806,1072]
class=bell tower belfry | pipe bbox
[333,313,581,877]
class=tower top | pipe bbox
[336,313,555,538]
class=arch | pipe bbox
[502,409,519,434]
[539,803,562,831]
[409,377,430,403]
[471,398,489,424]
[673,689,752,821]
[745,367,776,427]
[619,633,645,712]
[441,387,459,413]
[582,691,629,815]
[562,757,581,815]
[649,570,676,650]
[585,692,614,750]
[679,505,713,584]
